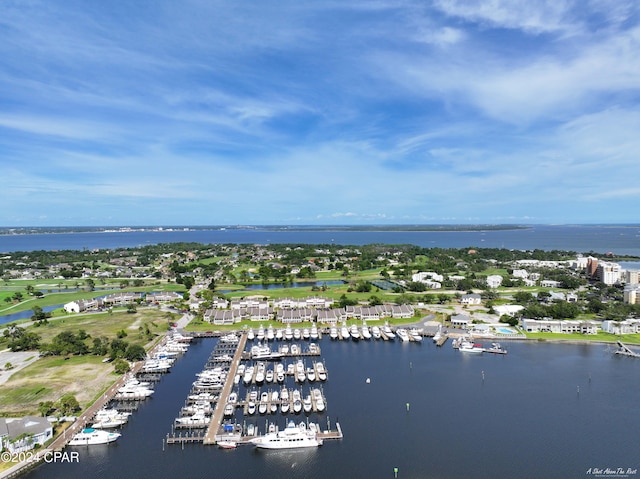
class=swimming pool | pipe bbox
[497,327,517,335]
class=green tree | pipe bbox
[124,344,146,361]
[58,394,80,415]
[113,359,130,374]
[38,401,55,417]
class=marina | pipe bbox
[23,336,640,479]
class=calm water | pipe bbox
[1,225,640,255]
[24,337,640,479]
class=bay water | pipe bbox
[23,337,640,479]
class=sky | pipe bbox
[1,0,639,226]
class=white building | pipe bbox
[412,271,444,283]
[0,417,53,453]
[486,275,503,288]
[512,269,529,279]
[460,293,482,305]
[521,319,600,334]
[493,305,524,317]
[596,261,622,285]
[602,319,640,334]
[623,284,640,305]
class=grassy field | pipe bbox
[24,308,175,346]
[524,331,640,344]
[0,355,116,416]
[0,280,186,318]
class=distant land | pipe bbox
[0,225,535,236]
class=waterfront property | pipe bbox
[521,318,601,334]
[0,416,53,453]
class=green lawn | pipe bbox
[524,331,640,344]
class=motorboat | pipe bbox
[382,325,395,340]
[361,325,372,340]
[255,362,266,384]
[266,325,275,341]
[315,362,327,381]
[177,411,211,426]
[295,360,306,383]
[312,388,325,412]
[306,366,316,382]
[275,328,283,340]
[292,389,302,414]
[223,403,235,417]
[259,392,269,415]
[68,428,121,446]
[257,326,265,341]
[459,340,484,353]
[485,342,508,354]
[284,325,293,341]
[270,391,279,414]
[91,408,130,429]
[329,326,338,340]
[243,366,255,385]
[217,440,237,449]
[293,328,301,340]
[302,328,310,340]
[275,363,285,383]
[265,368,274,383]
[396,328,410,342]
[280,387,290,413]
[303,395,313,413]
[409,329,423,342]
[340,323,349,340]
[250,421,322,449]
[372,326,381,339]
[247,329,255,341]
[310,325,319,340]
[349,324,360,341]
[247,401,257,415]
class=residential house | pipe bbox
[0,417,53,453]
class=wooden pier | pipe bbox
[203,333,247,444]
[435,333,449,346]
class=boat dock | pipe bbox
[435,333,449,346]
[202,333,247,444]
[615,341,640,358]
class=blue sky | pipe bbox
[1,0,639,226]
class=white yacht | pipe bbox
[265,368,274,383]
[69,428,121,446]
[250,421,322,449]
[247,329,255,341]
[270,391,279,414]
[91,408,130,429]
[459,340,485,353]
[409,329,423,342]
[275,363,285,383]
[303,395,313,413]
[266,325,275,341]
[295,360,306,383]
[292,389,302,414]
[372,326,382,339]
[255,362,266,384]
[284,325,293,341]
[259,392,269,415]
[315,362,327,381]
[361,325,372,340]
[340,323,349,340]
[310,325,319,340]
[329,326,338,340]
[396,328,410,342]
[293,328,302,340]
[306,366,316,382]
[257,326,265,342]
[302,328,310,340]
[312,388,325,412]
[382,325,396,340]
[280,387,290,413]
[247,401,257,415]
[349,324,360,341]
[275,328,283,340]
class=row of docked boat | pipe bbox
[328,323,423,342]
[248,324,321,342]
[236,359,327,385]
[239,386,326,416]
[141,331,192,373]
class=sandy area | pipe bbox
[0,350,40,385]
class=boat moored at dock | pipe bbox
[69,428,121,446]
[250,421,322,449]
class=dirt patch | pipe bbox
[0,350,40,385]
[0,356,117,415]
